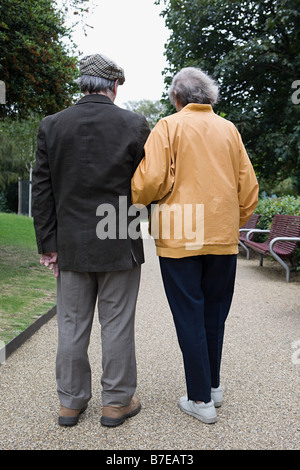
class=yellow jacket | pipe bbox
[131,104,259,258]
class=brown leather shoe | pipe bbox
[58,405,87,426]
[101,396,141,427]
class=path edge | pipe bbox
[0,306,57,363]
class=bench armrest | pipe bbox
[269,237,300,253]
[246,229,270,241]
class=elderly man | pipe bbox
[32,53,150,427]
[132,67,259,424]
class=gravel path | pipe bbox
[0,236,299,450]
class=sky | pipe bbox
[69,0,170,107]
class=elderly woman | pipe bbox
[131,67,259,424]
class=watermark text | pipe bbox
[96,197,204,250]
[0,341,6,365]
[291,80,300,105]
[291,339,300,365]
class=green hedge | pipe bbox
[254,195,300,269]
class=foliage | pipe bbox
[255,195,300,229]
[0,116,40,213]
[0,0,81,119]
[55,0,95,35]
[259,176,299,197]
[0,131,17,189]
[0,116,40,190]
[0,191,9,212]
[125,99,166,129]
[0,0,93,206]
[155,0,300,191]
[0,183,17,213]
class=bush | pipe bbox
[0,183,18,213]
[255,195,300,229]
[254,195,300,269]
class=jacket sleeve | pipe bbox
[237,131,259,227]
[32,119,57,254]
[131,119,175,207]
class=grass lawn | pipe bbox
[0,212,56,345]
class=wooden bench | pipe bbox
[244,214,300,282]
[239,213,261,259]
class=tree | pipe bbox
[0,0,81,119]
[156,0,300,192]
[0,0,92,211]
[56,0,94,35]
[125,99,166,129]
[0,117,40,188]
[0,116,41,212]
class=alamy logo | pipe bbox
[291,80,300,105]
[0,341,6,364]
[0,81,5,104]
[291,339,300,365]
[96,196,204,250]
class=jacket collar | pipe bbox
[182,104,213,113]
[75,94,114,106]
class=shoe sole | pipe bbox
[58,405,87,427]
[178,402,217,424]
[101,404,142,427]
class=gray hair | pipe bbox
[76,74,116,95]
[168,67,219,107]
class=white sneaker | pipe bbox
[178,397,217,424]
[211,385,223,407]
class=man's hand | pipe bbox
[40,252,59,278]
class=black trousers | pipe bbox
[159,254,237,403]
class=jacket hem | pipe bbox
[156,244,239,258]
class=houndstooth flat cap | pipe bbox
[79,53,125,85]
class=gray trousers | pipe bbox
[56,264,141,409]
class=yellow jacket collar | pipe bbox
[181,103,213,113]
